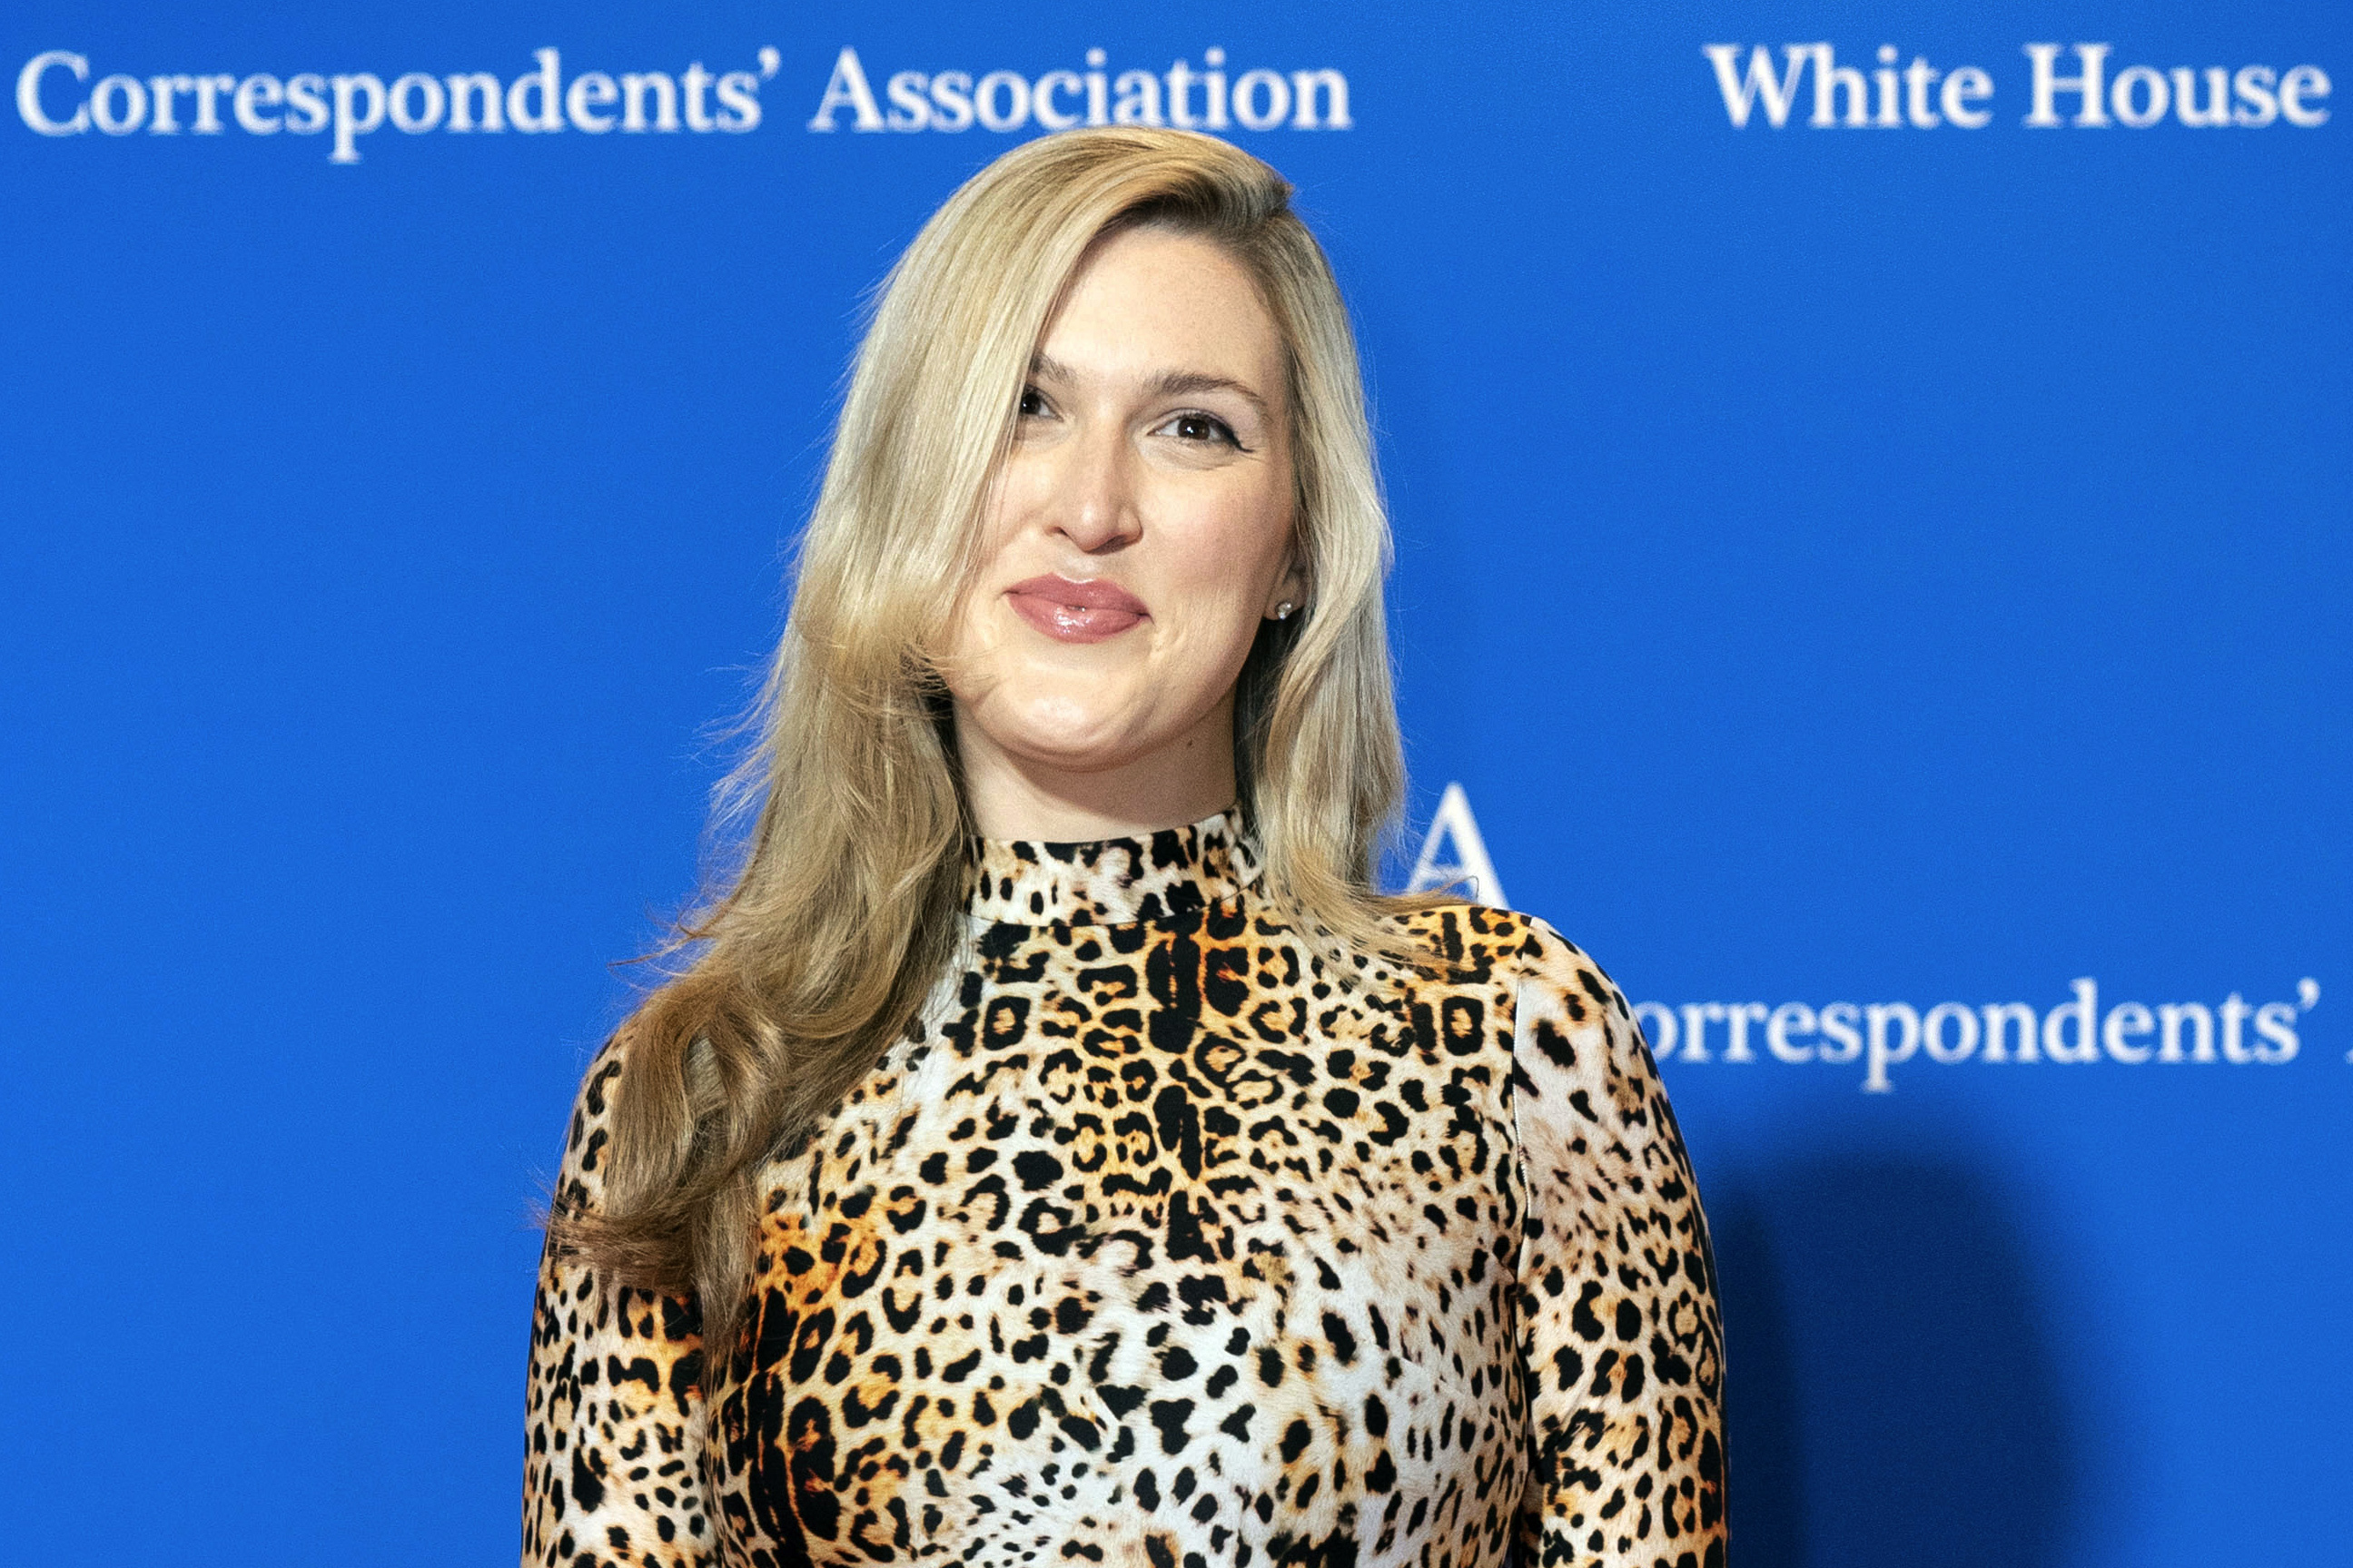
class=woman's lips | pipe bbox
[1004,574,1149,644]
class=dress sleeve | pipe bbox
[1508,920,1725,1568]
[522,1036,718,1567]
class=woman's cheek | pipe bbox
[1184,487,1288,579]
[939,593,1002,703]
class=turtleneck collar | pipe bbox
[966,808,1261,928]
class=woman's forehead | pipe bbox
[1034,228,1283,398]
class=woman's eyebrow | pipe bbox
[1145,370,1270,418]
[1028,353,1270,419]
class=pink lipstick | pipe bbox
[1004,574,1149,644]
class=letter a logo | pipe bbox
[1405,782,1509,908]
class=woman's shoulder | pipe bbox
[1376,898,1657,1094]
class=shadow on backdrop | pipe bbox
[1710,1155,2081,1568]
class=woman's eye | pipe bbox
[1162,412,1238,446]
[1017,387,1051,419]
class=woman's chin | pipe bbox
[974,705,1161,778]
[995,725,1143,776]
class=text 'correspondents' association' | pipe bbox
[13,44,1352,163]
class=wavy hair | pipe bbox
[555,128,1426,1362]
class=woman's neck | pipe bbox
[954,697,1238,843]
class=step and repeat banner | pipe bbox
[4,3,2344,1565]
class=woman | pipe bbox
[524,128,1724,1568]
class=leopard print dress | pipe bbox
[523,812,1725,1568]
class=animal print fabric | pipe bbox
[524,812,1725,1568]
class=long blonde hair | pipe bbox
[559,128,1423,1362]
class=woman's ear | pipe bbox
[1264,553,1308,622]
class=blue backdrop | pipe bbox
[4,3,2345,1564]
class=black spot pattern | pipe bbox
[522,812,1725,1567]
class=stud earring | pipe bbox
[1275,601,1296,621]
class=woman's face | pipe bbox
[944,225,1302,831]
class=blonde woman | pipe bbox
[523,128,1724,1568]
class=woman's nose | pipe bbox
[1047,424,1142,555]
